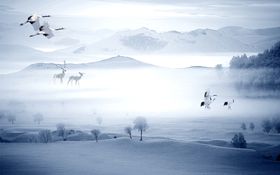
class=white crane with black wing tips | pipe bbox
[224,99,235,110]
[29,22,64,39]
[20,14,51,31]
[200,90,217,109]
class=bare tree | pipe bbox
[133,117,148,141]
[249,122,255,131]
[38,130,52,143]
[33,113,44,125]
[91,129,101,142]
[7,114,16,124]
[124,126,132,139]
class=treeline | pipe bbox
[230,41,280,69]
[229,42,280,92]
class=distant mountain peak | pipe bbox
[98,55,138,62]
[93,55,156,68]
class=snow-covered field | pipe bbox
[1,138,280,175]
[1,61,280,174]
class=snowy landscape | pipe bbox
[1,0,280,175]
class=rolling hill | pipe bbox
[22,55,157,72]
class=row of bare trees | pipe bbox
[1,115,149,143]
[90,116,149,142]
[124,116,148,141]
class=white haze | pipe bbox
[1,67,280,128]
[0,52,257,74]
[2,0,280,31]
[132,53,257,68]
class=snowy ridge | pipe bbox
[22,55,157,71]
[1,137,280,175]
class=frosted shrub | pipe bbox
[38,130,52,143]
[231,133,247,148]
[133,117,148,141]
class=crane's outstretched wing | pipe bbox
[31,19,40,31]
[41,23,54,39]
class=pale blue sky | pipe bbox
[1,0,280,32]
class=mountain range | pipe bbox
[79,26,280,55]
[1,26,280,58]
[1,25,280,73]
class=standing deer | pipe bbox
[68,72,85,85]
[53,61,67,84]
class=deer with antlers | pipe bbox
[53,61,67,84]
[68,72,85,85]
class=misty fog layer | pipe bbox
[1,66,280,127]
